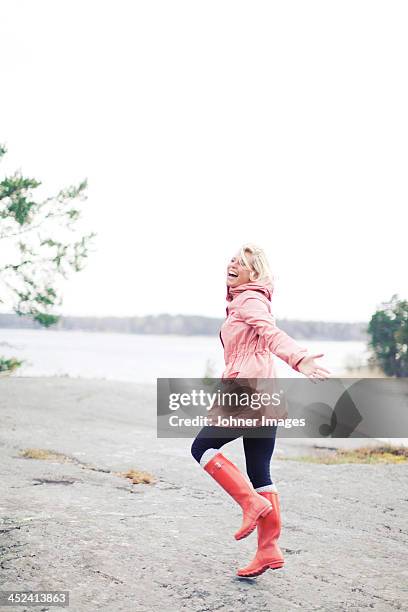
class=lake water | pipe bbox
[0,329,370,383]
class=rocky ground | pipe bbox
[1,377,407,612]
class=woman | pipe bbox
[191,243,330,577]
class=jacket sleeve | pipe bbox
[238,296,308,371]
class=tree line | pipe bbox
[2,143,407,375]
[0,312,368,340]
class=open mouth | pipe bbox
[227,271,239,279]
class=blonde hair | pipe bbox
[238,243,273,282]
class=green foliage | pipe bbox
[0,356,23,373]
[0,143,96,326]
[367,294,408,377]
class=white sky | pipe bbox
[0,0,407,322]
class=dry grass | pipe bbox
[117,469,157,485]
[340,365,387,378]
[283,445,408,464]
[19,448,73,462]
[20,447,157,485]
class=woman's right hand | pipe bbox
[297,353,331,382]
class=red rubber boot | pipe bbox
[237,491,285,577]
[203,452,273,540]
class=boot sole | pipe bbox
[237,560,284,578]
[234,504,273,541]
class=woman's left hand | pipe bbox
[297,353,331,382]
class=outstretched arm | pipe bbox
[238,297,308,371]
[295,354,331,380]
[239,297,331,379]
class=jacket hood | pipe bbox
[226,279,274,302]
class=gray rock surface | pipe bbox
[1,377,407,611]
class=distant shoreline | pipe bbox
[0,312,368,341]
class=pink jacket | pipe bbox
[220,280,308,379]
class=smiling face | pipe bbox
[226,252,252,288]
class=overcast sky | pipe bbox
[0,1,407,322]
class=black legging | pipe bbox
[191,425,278,489]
